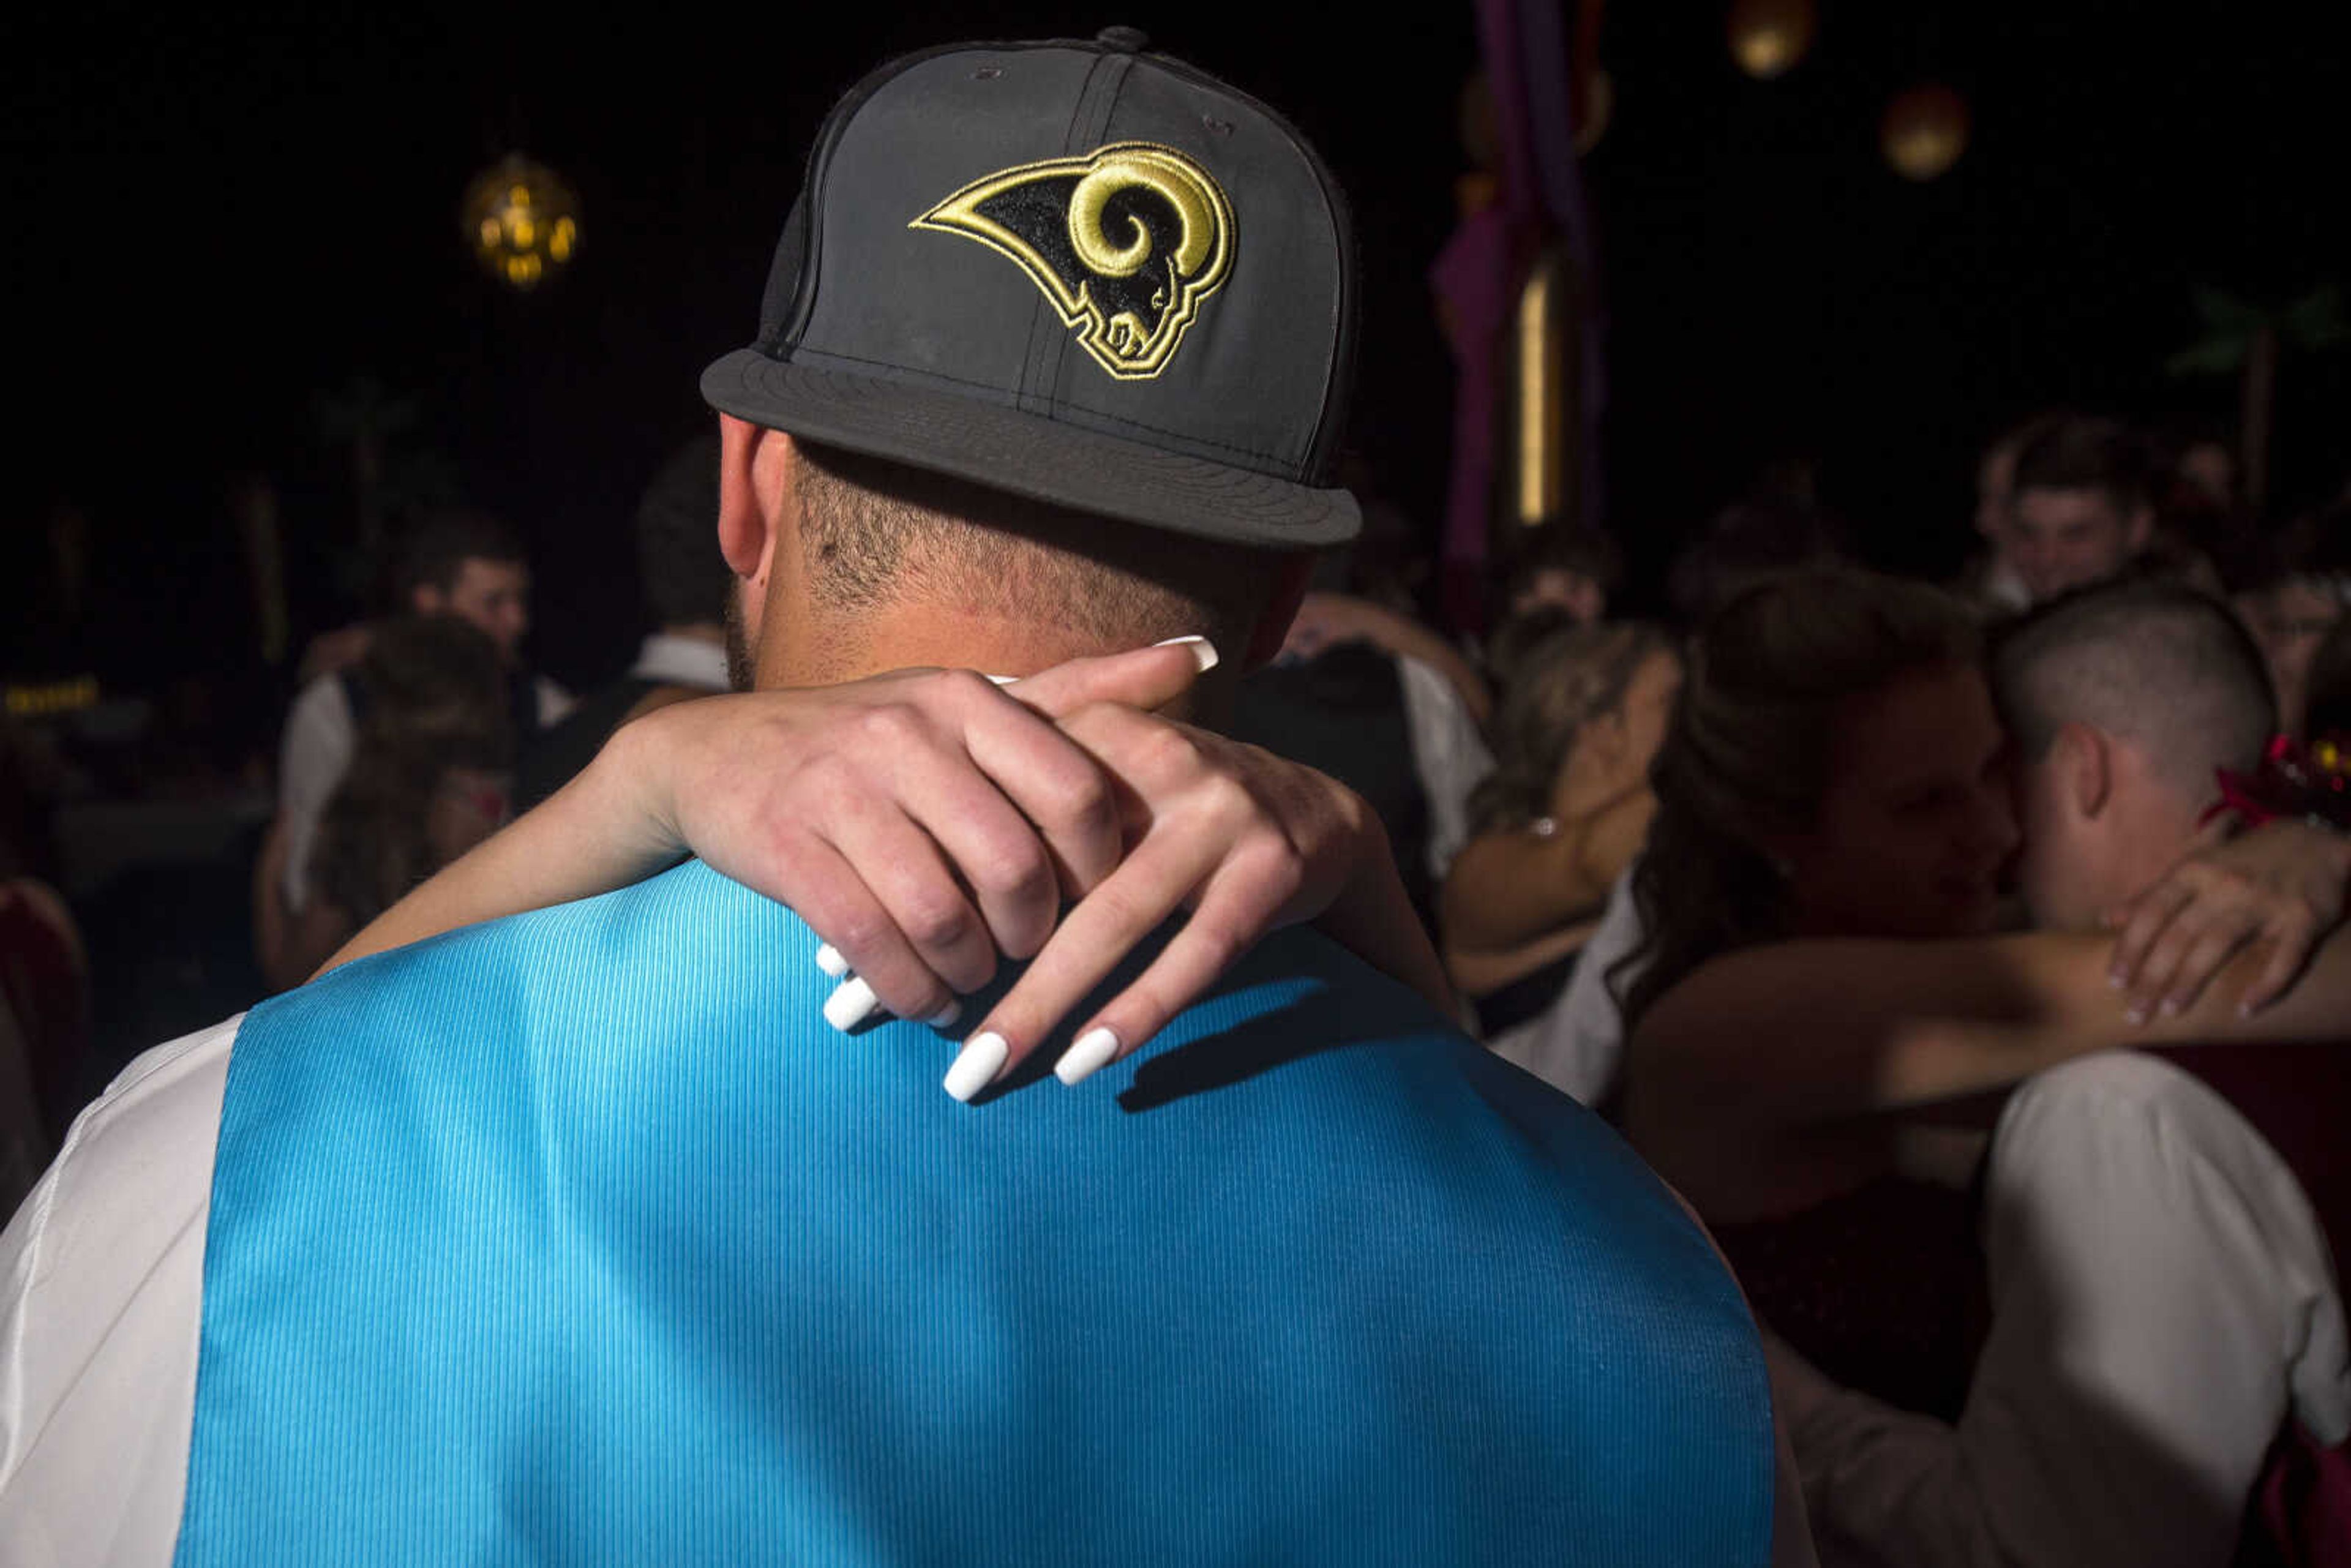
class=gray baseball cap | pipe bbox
[700,29,1361,547]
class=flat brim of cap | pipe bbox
[701,349,1360,549]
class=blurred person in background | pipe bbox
[2001,415,2156,606]
[1618,571,2348,1424]
[2231,500,2351,736]
[260,617,515,986]
[1441,621,1676,1045]
[0,718,85,1212]
[258,509,569,988]
[1613,570,2017,1417]
[1494,520,1622,628]
[1511,497,1848,1109]
[1234,542,1495,930]
[515,435,733,812]
[1959,411,2067,617]
[1761,580,2351,1567]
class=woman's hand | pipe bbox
[936,703,1449,1095]
[602,647,1213,1026]
[325,639,1452,1098]
[2102,816,2351,1021]
[319,644,1206,991]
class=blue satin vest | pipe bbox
[176,861,1773,1564]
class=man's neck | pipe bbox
[763,603,1110,686]
[757,601,1220,724]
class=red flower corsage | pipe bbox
[2204,733,2351,831]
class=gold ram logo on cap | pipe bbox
[912,142,1235,380]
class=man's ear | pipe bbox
[1242,552,1318,671]
[410,584,445,616]
[2124,504,2153,555]
[716,413,783,584]
[2056,721,2113,819]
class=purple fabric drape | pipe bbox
[1433,0,1606,632]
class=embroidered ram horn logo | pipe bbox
[912,142,1236,380]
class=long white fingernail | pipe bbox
[815,943,849,978]
[1055,1027,1122,1086]
[823,977,879,1032]
[943,1032,1009,1102]
[1152,634,1219,673]
[926,999,962,1029]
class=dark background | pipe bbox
[9,1,2346,697]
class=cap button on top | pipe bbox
[1095,26,1150,52]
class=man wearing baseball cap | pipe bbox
[0,32,1798,1565]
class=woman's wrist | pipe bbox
[582,701,697,871]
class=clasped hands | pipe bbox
[598,640,1452,1098]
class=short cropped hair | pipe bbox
[391,509,525,605]
[635,435,730,630]
[790,439,1292,655]
[1991,580,2275,802]
[2009,415,2153,517]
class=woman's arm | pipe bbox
[1628,925,2351,1136]
[322,644,1455,1073]
[1439,784,1650,964]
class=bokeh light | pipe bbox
[461,155,580,290]
[1727,0,1816,80]
[1881,84,1971,181]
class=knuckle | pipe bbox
[1196,770,1259,826]
[830,907,892,958]
[973,839,1054,902]
[1143,723,1205,778]
[901,891,973,951]
[857,702,924,748]
[1239,839,1307,905]
[1044,765,1117,835]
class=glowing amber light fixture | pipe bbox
[1727,0,1815,80]
[1881,84,1970,181]
[461,154,580,290]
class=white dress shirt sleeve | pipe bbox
[1779,1050,2351,1568]
[0,1016,235,1568]
[1393,653,1494,885]
[1487,864,1645,1106]
[275,677,356,916]
[533,673,577,727]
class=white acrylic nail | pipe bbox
[1151,634,1219,672]
[823,977,880,1032]
[815,943,850,978]
[943,1032,1010,1102]
[926,999,962,1029]
[1055,1027,1122,1086]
